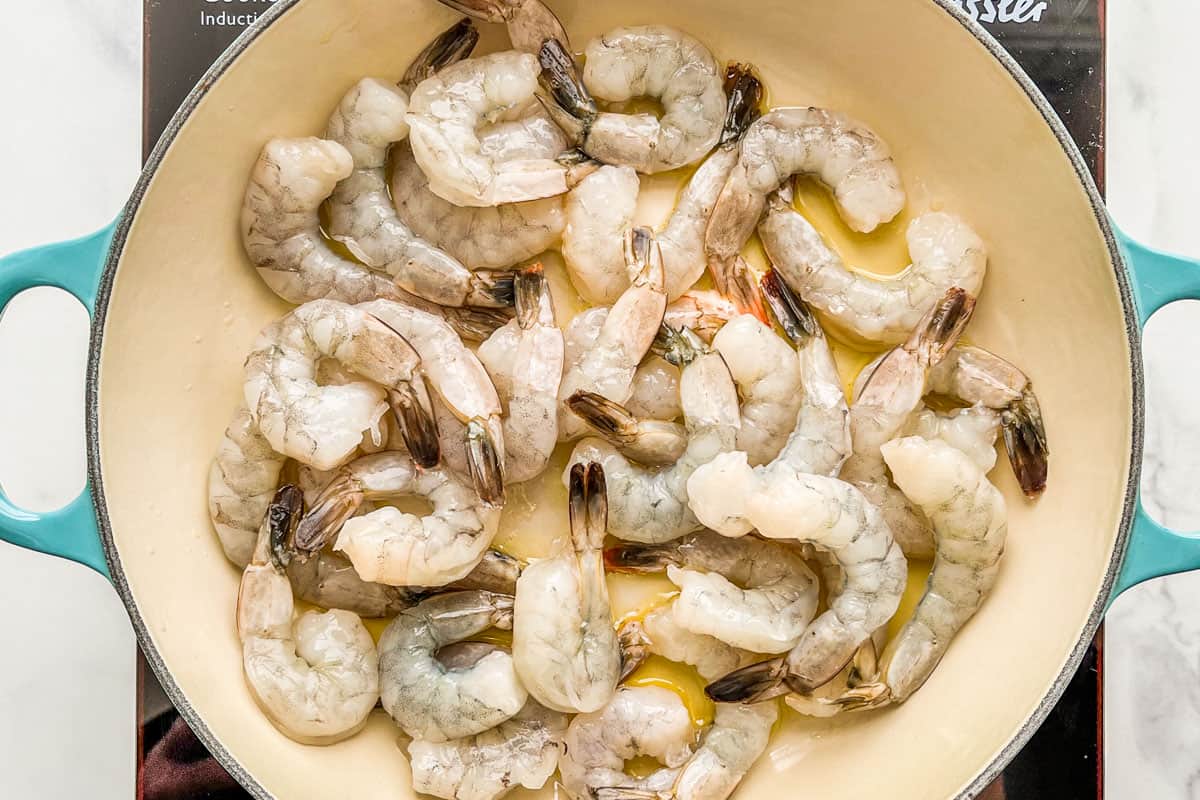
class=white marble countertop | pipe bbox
[0,1,1197,797]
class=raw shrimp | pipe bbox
[617,603,758,682]
[558,229,667,440]
[323,21,519,308]
[757,269,852,478]
[407,699,568,800]
[236,486,379,745]
[711,314,803,467]
[379,590,527,741]
[663,292,740,344]
[561,165,640,304]
[840,437,1007,708]
[628,357,683,421]
[760,185,987,345]
[560,66,765,305]
[694,463,907,699]
[242,299,439,471]
[567,326,740,544]
[436,0,570,54]
[705,108,905,288]
[557,686,695,800]
[208,406,287,568]
[567,393,687,466]
[539,28,726,173]
[290,451,502,587]
[838,288,976,559]
[391,120,571,271]
[513,462,621,713]
[905,405,1001,474]
[359,299,507,504]
[407,51,584,207]
[927,344,1049,497]
[474,264,565,483]
[606,532,819,654]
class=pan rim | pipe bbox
[83,1,1141,798]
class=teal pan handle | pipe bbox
[1111,227,1200,602]
[0,225,116,580]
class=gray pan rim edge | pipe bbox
[83,1,1141,798]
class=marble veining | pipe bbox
[1,0,1199,798]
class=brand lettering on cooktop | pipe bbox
[949,0,1049,23]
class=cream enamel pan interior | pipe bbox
[92,0,1134,798]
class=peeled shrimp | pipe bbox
[242,299,438,472]
[840,438,1007,708]
[407,699,568,800]
[391,117,571,271]
[379,590,525,741]
[557,686,695,800]
[567,326,740,544]
[618,603,758,682]
[474,264,565,483]
[838,288,976,558]
[513,462,621,713]
[561,66,765,304]
[606,532,819,654]
[208,406,287,568]
[927,344,1049,497]
[407,51,583,207]
[289,451,501,587]
[436,0,569,53]
[558,229,667,440]
[359,299,507,504]
[705,108,905,287]
[761,186,987,345]
[236,486,379,745]
[539,28,726,173]
[905,405,1001,474]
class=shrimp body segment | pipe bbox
[236,487,379,745]
[407,700,568,800]
[558,686,695,800]
[568,327,741,544]
[407,51,577,207]
[844,437,1007,708]
[607,532,819,654]
[325,76,515,308]
[209,406,287,569]
[761,189,987,345]
[557,230,668,440]
[379,590,527,742]
[475,264,566,483]
[541,28,726,174]
[514,463,621,713]
[436,0,570,54]
[242,300,425,471]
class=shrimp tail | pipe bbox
[433,0,510,24]
[567,392,640,445]
[514,263,553,330]
[467,269,517,308]
[718,63,764,148]
[725,256,769,324]
[293,473,364,555]
[651,324,706,368]
[761,268,820,343]
[390,383,443,469]
[267,484,305,570]
[595,789,671,800]
[402,17,479,87]
[705,656,792,703]
[914,287,976,365]
[466,418,506,506]
[603,543,675,573]
[537,39,596,141]
[557,149,602,187]
[486,590,517,630]
[834,682,893,712]
[569,462,608,552]
[626,227,665,289]
[616,618,653,681]
[439,306,513,343]
[1002,390,1049,498]
[450,549,523,594]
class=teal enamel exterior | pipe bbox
[0,224,116,580]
